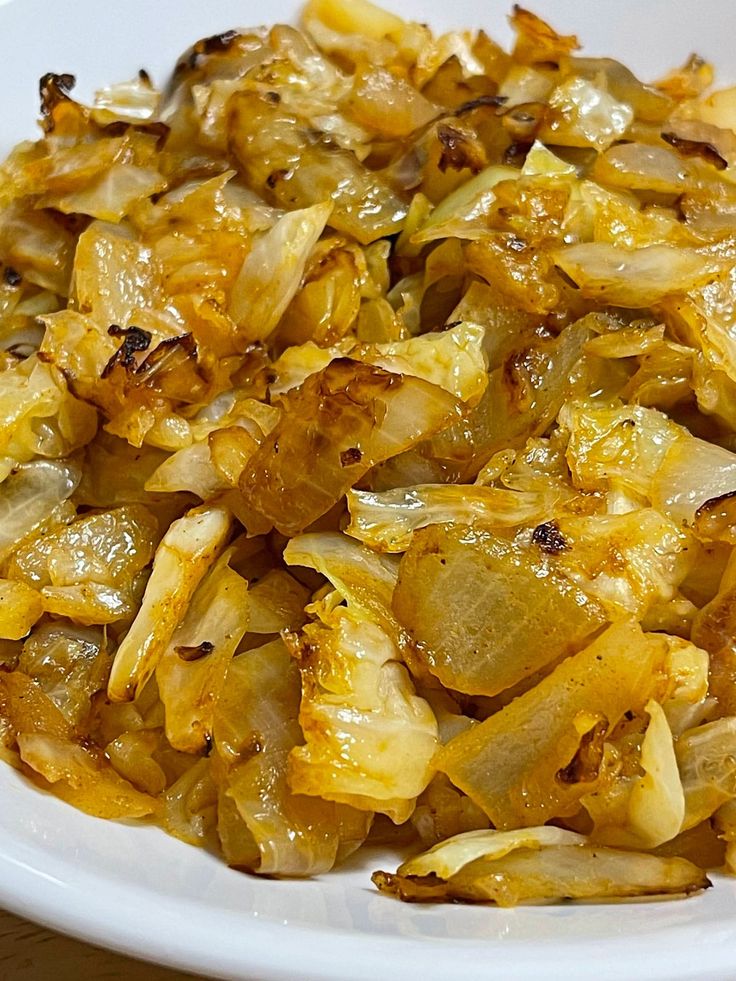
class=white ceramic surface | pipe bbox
[2,2,736,979]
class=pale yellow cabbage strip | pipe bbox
[107,504,232,701]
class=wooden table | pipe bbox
[0,908,208,980]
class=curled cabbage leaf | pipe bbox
[108,504,232,701]
[156,549,250,754]
[213,638,371,875]
[229,202,333,343]
[373,826,708,905]
[287,605,438,823]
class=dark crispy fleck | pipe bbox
[504,141,531,166]
[266,168,291,189]
[695,489,736,519]
[175,640,215,662]
[134,332,197,377]
[556,721,607,784]
[102,119,170,150]
[3,267,21,287]
[532,520,568,555]
[662,131,728,170]
[176,29,241,73]
[454,94,507,116]
[340,447,363,467]
[39,72,76,132]
[101,325,152,378]
[436,124,485,174]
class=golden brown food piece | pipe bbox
[393,523,605,697]
[213,639,371,875]
[156,551,250,754]
[437,621,671,827]
[372,826,709,906]
[228,90,407,245]
[237,359,461,536]
[107,504,232,702]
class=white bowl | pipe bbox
[2,2,736,979]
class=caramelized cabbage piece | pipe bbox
[7,504,157,624]
[156,550,250,753]
[214,639,371,875]
[283,531,400,635]
[18,732,159,819]
[287,605,438,823]
[677,718,736,829]
[229,202,333,343]
[346,484,568,552]
[393,523,604,697]
[0,580,42,640]
[0,669,158,818]
[438,621,672,827]
[108,504,232,701]
[0,460,79,562]
[237,359,460,535]
[373,826,709,906]
[18,624,108,727]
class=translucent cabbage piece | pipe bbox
[229,202,333,344]
[554,243,722,308]
[677,718,736,830]
[7,503,157,625]
[346,484,568,552]
[0,460,80,563]
[228,90,407,245]
[411,773,490,847]
[438,620,671,828]
[19,624,109,727]
[214,639,371,875]
[561,401,682,500]
[429,319,590,475]
[393,523,605,697]
[372,826,708,905]
[554,510,692,620]
[0,356,97,477]
[17,731,158,819]
[357,323,488,404]
[627,700,685,848]
[283,531,399,636]
[0,579,42,640]
[540,76,634,151]
[246,569,310,634]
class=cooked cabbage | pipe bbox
[287,605,438,823]
[373,826,708,905]
[2,0,736,904]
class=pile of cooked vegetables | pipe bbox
[4,0,736,907]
